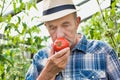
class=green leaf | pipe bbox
[17,16,21,23]
[4,25,10,32]
[0,54,13,66]
[89,28,94,39]
[33,2,38,10]
[19,2,25,11]
[19,0,22,3]
[13,2,17,13]
[0,16,3,22]
[6,14,12,22]
[22,22,27,29]
[26,2,32,10]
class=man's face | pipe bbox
[45,13,80,48]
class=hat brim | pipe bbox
[39,9,79,22]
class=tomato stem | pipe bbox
[57,42,62,46]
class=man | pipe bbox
[26,0,120,80]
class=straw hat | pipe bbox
[40,0,78,22]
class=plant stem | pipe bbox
[96,0,109,29]
[96,0,117,48]
[110,36,116,49]
[0,0,5,16]
[2,1,12,14]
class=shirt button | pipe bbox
[92,76,94,78]
[66,75,69,77]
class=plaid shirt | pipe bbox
[26,35,120,80]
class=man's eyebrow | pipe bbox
[48,24,54,27]
[62,21,70,25]
[47,24,55,28]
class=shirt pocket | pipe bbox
[80,70,108,80]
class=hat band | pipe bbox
[43,4,76,15]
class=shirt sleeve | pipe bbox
[25,63,39,80]
[107,49,120,80]
[25,49,49,80]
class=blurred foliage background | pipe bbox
[0,0,46,80]
[80,0,120,57]
[0,0,120,80]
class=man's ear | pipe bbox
[44,22,49,29]
[44,22,47,26]
[76,16,81,25]
[76,16,81,29]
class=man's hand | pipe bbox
[37,47,70,80]
[47,47,70,74]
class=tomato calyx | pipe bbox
[57,42,62,47]
[53,37,70,52]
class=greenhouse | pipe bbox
[0,0,120,80]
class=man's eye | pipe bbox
[50,26,56,30]
[63,25,69,28]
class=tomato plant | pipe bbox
[80,0,120,57]
[53,38,70,52]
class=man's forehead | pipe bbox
[45,21,71,28]
[45,13,74,24]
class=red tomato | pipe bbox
[53,37,70,52]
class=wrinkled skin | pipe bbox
[37,13,81,80]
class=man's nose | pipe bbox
[56,28,64,38]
